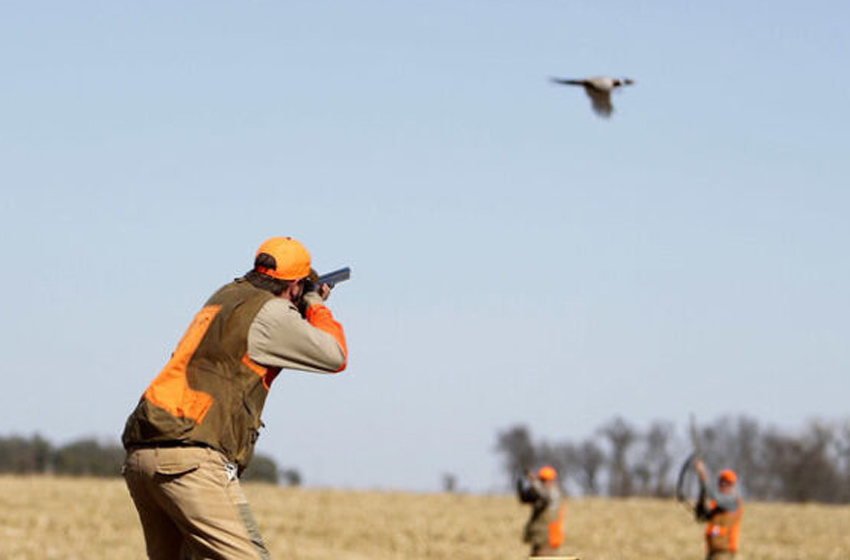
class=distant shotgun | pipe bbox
[317,267,351,289]
[676,414,706,519]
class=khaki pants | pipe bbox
[123,447,271,560]
[706,551,735,560]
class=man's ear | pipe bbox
[283,280,301,300]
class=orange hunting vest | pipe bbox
[548,503,567,548]
[122,279,277,471]
[705,498,743,552]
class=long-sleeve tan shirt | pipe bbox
[247,296,346,373]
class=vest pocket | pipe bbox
[243,401,262,444]
[707,527,730,551]
[235,392,264,471]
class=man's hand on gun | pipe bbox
[303,278,332,301]
[694,459,708,482]
[299,267,351,312]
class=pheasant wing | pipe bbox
[585,86,613,117]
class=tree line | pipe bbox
[0,435,301,485]
[495,415,850,504]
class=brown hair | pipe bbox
[243,254,294,296]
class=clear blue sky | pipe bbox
[1,1,848,492]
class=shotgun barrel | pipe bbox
[318,267,351,289]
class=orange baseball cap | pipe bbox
[538,466,557,481]
[719,469,737,484]
[254,237,312,280]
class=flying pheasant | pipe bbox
[550,76,635,118]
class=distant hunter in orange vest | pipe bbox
[516,465,567,557]
[122,237,348,560]
[695,460,743,560]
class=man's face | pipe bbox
[718,478,734,493]
[292,279,304,299]
[283,278,305,301]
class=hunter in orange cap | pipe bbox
[255,236,312,280]
[538,465,558,482]
[696,460,743,560]
[718,469,737,485]
[517,466,566,557]
[122,235,347,560]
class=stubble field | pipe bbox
[1,475,848,560]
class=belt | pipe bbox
[126,441,217,451]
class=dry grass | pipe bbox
[1,475,848,559]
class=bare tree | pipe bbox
[280,468,302,487]
[697,418,735,469]
[632,463,652,496]
[729,416,767,498]
[52,438,124,477]
[837,421,850,502]
[0,435,53,474]
[760,421,843,503]
[640,421,674,497]
[442,472,458,493]
[495,425,537,479]
[574,439,605,496]
[601,417,637,497]
[240,454,280,484]
[796,421,840,503]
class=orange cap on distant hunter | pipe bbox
[719,469,737,484]
[538,466,557,481]
[255,237,312,280]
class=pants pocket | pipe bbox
[154,452,202,477]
